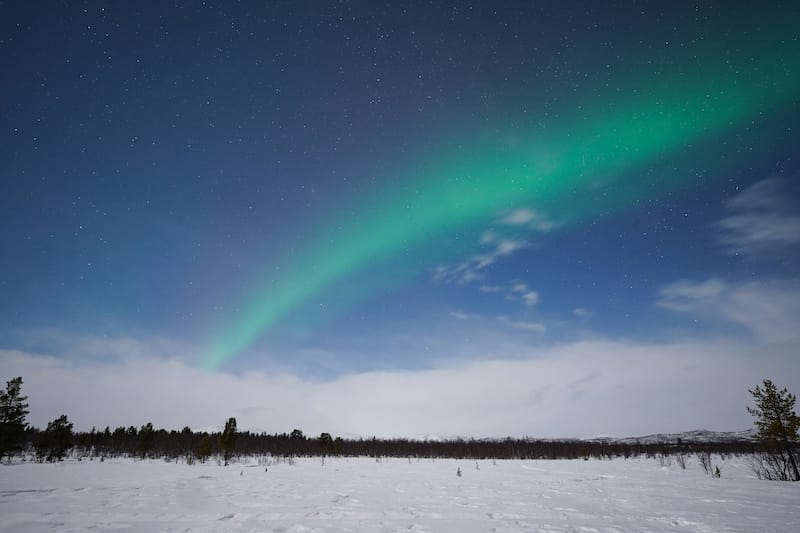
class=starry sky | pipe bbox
[2,1,799,438]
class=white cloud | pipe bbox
[433,263,483,284]
[572,308,593,318]
[657,278,800,343]
[500,207,559,232]
[495,239,528,256]
[434,236,528,284]
[510,282,529,294]
[714,178,800,256]
[479,230,498,245]
[656,279,728,312]
[521,291,540,307]
[503,282,539,307]
[726,178,787,211]
[478,285,505,294]
[450,311,469,320]
[5,328,797,439]
[497,316,546,333]
[5,279,799,438]
[457,269,484,283]
[501,208,537,225]
[435,207,558,286]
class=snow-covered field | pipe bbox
[1,455,798,532]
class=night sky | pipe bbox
[2,1,799,438]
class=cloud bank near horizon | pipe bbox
[5,276,798,439]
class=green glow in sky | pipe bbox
[202,36,800,370]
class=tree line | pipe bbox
[1,377,797,480]
[5,421,763,463]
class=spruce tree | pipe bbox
[36,415,73,462]
[0,377,29,459]
[220,417,237,465]
[197,434,212,462]
[319,432,333,453]
[748,379,800,481]
[137,422,155,459]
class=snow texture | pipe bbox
[1,456,798,532]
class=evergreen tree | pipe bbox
[180,426,193,456]
[36,415,73,462]
[0,377,29,459]
[137,422,154,459]
[319,432,333,453]
[197,434,212,462]
[220,417,237,465]
[748,379,799,481]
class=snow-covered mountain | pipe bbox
[410,429,756,444]
[589,429,756,444]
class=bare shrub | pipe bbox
[697,452,714,476]
[750,450,799,481]
[674,452,687,470]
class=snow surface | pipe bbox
[1,455,798,532]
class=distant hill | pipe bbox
[589,429,756,444]
[200,427,756,444]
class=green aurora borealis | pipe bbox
[202,29,800,370]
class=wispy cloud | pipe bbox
[657,278,800,343]
[500,207,559,233]
[522,292,539,307]
[510,282,528,294]
[497,316,546,333]
[478,285,505,294]
[465,280,541,307]
[714,178,800,256]
[572,308,593,318]
[434,207,558,286]
[656,279,727,312]
[506,281,540,307]
[434,232,529,284]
